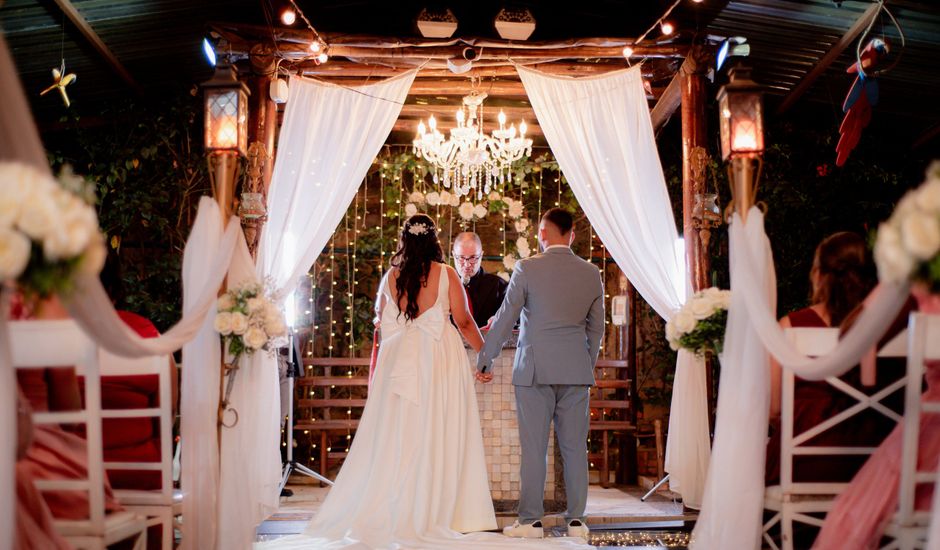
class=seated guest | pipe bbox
[452,232,508,328]
[766,232,906,486]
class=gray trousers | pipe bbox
[514,383,590,524]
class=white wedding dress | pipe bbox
[256,268,592,549]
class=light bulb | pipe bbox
[309,41,321,53]
[281,9,296,25]
[428,115,437,131]
[316,52,329,64]
[519,120,527,136]
[661,21,675,35]
[417,121,426,136]
[622,45,634,58]
[498,110,506,126]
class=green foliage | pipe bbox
[44,91,211,330]
[677,310,728,357]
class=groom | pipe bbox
[476,208,604,540]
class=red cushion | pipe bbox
[106,438,162,491]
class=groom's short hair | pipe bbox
[541,208,573,235]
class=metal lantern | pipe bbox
[202,64,250,156]
[717,65,764,160]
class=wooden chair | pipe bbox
[11,320,148,550]
[588,358,637,487]
[99,349,180,550]
[880,312,940,549]
[763,327,906,550]
[294,357,371,479]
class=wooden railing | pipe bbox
[590,358,637,487]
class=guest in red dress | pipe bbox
[767,232,906,485]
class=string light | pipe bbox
[622,45,634,58]
[285,0,329,61]
[328,235,335,357]
[660,20,675,35]
[280,8,296,26]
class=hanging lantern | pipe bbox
[202,64,250,156]
[717,65,764,161]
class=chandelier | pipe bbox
[412,90,532,199]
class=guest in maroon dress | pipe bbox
[767,232,905,485]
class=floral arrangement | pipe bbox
[874,161,940,289]
[0,162,105,300]
[665,287,731,357]
[214,281,287,357]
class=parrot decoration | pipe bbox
[40,59,77,108]
[835,38,889,167]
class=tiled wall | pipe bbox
[470,348,563,511]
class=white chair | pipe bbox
[880,312,940,549]
[11,320,148,550]
[100,349,181,550]
[763,327,906,550]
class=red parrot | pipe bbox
[836,38,889,167]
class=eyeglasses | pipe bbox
[454,254,482,264]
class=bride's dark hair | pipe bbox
[390,214,444,321]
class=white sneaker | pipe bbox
[502,520,544,538]
[567,520,589,539]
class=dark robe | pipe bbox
[464,267,508,328]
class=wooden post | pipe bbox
[681,48,709,293]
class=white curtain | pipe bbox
[691,208,910,549]
[259,70,416,296]
[217,69,414,546]
[516,64,710,507]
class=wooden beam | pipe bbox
[400,104,535,121]
[650,56,697,132]
[268,43,688,61]
[298,60,662,79]
[51,0,142,94]
[776,2,881,115]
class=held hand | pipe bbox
[475,371,494,384]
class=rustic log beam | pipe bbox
[400,104,535,121]
[297,44,688,60]
[296,60,663,79]
[51,0,142,93]
[650,52,705,132]
[308,77,662,100]
[776,1,881,115]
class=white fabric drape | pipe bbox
[224,69,414,546]
[691,208,910,549]
[516,64,710,507]
[259,70,416,297]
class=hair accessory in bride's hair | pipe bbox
[407,222,429,236]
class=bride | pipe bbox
[258,215,591,549]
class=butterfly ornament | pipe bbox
[40,60,77,107]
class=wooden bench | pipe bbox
[590,359,637,487]
[294,357,371,481]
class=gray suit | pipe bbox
[477,246,604,524]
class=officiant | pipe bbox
[452,232,508,329]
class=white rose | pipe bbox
[916,180,940,214]
[217,293,235,311]
[214,311,233,335]
[246,297,265,313]
[404,203,418,217]
[514,219,529,232]
[426,192,441,206]
[508,200,524,219]
[690,295,718,320]
[230,312,249,335]
[244,326,268,350]
[265,318,287,337]
[407,191,426,205]
[488,191,501,201]
[672,310,696,335]
[895,192,918,218]
[0,172,26,229]
[450,193,461,206]
[473,204,488,219]
[496,271,510,282]
[665,320,679,344]
[16,186,59,240]
[0,227,30,280]
[874,223,915,283]
[458,202,475,221]
[900,211,940,260]
[503,254,517,271]
[438,190,451,206]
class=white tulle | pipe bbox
[691,208,910,549]
[515,64,709,508]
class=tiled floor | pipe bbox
[258,481,695,548]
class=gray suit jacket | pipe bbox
[477,246,604,386]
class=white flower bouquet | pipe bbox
[214,281,287,357]
[0,161,105,300]
[665,287,731,357]
[874,161,940,288]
